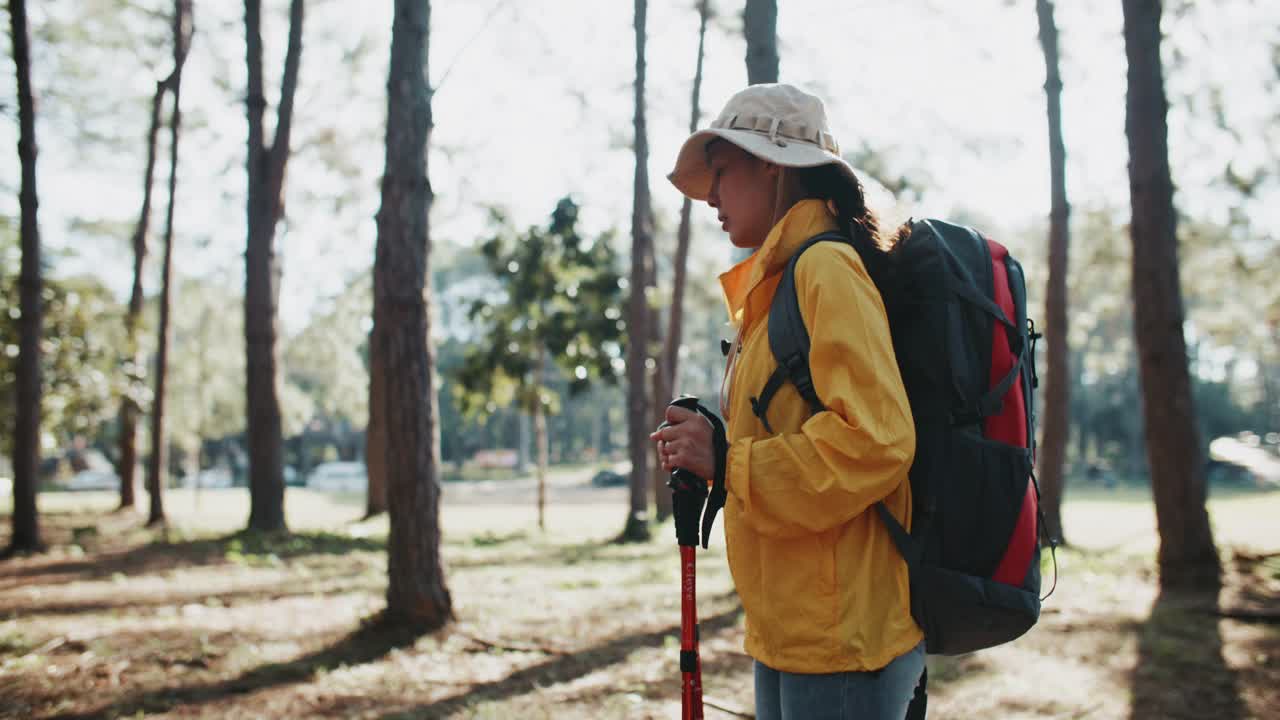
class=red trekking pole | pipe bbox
[672,476,707,720]
[661,396,727,720]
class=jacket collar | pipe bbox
[718,199,838,329]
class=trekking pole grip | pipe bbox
[670,477,707,548]
[664,396,710,548]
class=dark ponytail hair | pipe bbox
[793,164,892,290]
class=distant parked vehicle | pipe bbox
[185,468,234,489]
[590,469,626,487]
[471,448,519,469]
[65,469,120,492]
[306,461,367,493]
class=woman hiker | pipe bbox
[649,83,924,719]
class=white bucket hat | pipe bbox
[667,83,861,202]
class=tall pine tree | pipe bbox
[377,0,452,627]
[1122,0,1220,588]
[244,0,305,532]
[6,0,44,555]
[1035,0,1071,545]
[621,0,655,542]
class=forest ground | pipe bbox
[1,473,1277,719]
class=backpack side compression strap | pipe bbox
[751,232,847,432]
[946,275,1026,424]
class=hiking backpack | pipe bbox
[753,218,1047,656]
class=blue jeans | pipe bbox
[754,642,926,720]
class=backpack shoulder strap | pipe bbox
[751,232,848,433]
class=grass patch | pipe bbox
[1262,555,1280,582]
[221,529,385,557]
[0,629,34,656]
[469,530,529,548]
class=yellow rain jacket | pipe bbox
[718,199,921,673]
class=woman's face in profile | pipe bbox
[705,141,778,249]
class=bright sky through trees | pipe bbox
[5,0,1276,332]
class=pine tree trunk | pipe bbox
[192,307,212,512]
[517,410,530,473]
[666,0,708,402]
[744,0,778,84]
[244,0,304,532]
[378,0,452,628]
[120,79,168,512]
[738,0,777,260]
[534,353,549,532]
[1036,0,1070,545]
[1122,0,1221,589]
[621,0,653,543]
[1070,348,1087,468]
[598,404,610,457]
[365,325,388,516]
[145,0,193,528]
[1266,342,1279,432]
[117,404,139,508]
[650,310,669,521]
[654,0,710,524]
[644,44,663,523]
[7,0,43,554]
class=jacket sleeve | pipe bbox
[726,243,916,538]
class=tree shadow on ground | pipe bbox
[0,573,383,619]
[46,593,742,720]
[49,617,426,720]
[1128,585,1248,720]
[0,529,385,589]
[5,626,278,671]
[380,601,744,719]
[446,536,672,571]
